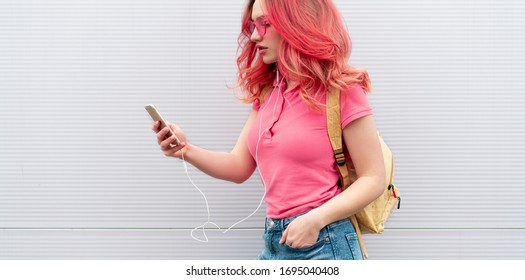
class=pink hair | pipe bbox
[236,0,371,110]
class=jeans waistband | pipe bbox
[264,212,351,232]
[265,212,307,231]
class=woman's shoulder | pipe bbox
[339,82,373,127]
[339,82,367,96]
[338,81,372,115]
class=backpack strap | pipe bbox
[326,87,369,259]
[326,87,349,189]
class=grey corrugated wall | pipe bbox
[1,0,524,259]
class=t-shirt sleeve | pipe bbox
[340,84,373,128]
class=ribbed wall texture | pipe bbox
[1,0,524,259]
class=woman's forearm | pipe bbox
[182,143,256,184]
[309,176,385,229]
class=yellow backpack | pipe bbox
[326,87,400,259]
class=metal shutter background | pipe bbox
[1,0,524,259]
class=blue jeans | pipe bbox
[256,212,364,260]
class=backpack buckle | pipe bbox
[334,149,345,166]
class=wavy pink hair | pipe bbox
[236,0,372,110]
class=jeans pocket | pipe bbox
[345,232,364,260]
[283,234,329,252]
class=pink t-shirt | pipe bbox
[247,82,373,219]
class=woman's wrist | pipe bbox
[178,142,193,160]
[306,208,329,231]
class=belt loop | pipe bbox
[283,216,293,229]
[281,218,287,230]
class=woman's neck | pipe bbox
[275,65,296,91]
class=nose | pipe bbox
[250,28,262,42]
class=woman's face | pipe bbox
[250,0,283,64]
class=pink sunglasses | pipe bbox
[249,17,269,36]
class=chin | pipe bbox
[262,55,278,64]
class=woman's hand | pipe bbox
[279,213,324,249]
[151,120,187,159]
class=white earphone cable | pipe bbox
[182,74,284,242]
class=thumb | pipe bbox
[279,228,288,244]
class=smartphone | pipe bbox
[144,104,181,146]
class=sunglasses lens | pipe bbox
[249,18,266,36]
[255,18,266,36]
[248,21,255,34]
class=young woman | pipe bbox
[151,0,385,260]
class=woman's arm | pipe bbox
[309,114,386,227]
[153,110,258,184]
[280,115,386,248]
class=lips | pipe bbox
[257,46,268,54]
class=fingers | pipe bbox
[151,120,161,133]
[152,121,176,137]
[151,120,186,157]
[163,142,186,157]
[156,126,168,144]
[279,228,288,245]
[160,134,180,150]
